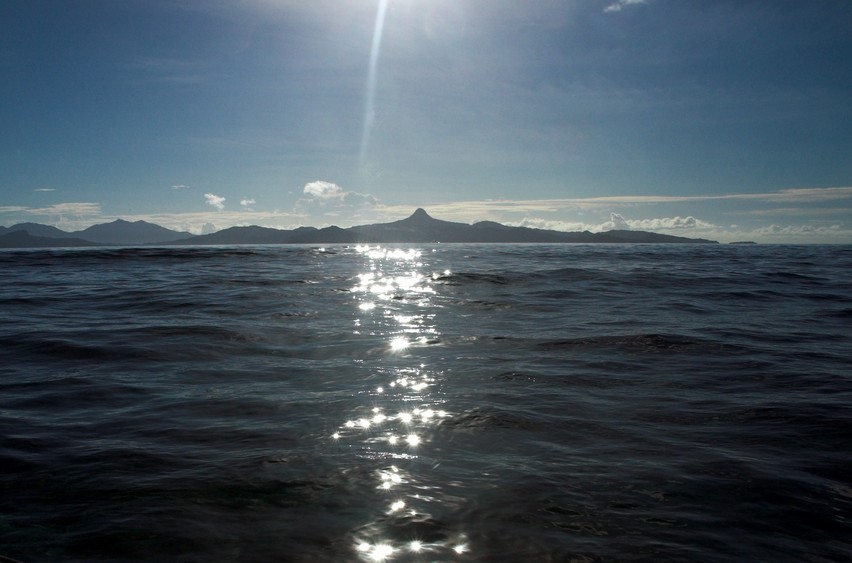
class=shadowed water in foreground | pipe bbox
[1,244,851,561]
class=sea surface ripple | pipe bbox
[1,244,851,562]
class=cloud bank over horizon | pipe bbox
[2,184,851,243]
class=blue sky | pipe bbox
[2,0,851,242]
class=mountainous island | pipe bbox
[0,209,718,248]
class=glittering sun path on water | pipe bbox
[335,246,468,560]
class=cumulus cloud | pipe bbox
[240,198,256,210]
[204,193,226,210]
[604,0,648,13]
[201,222,218,235]
[303,181,344,201]
[607,212,631,230]
[297,181,378,212]
[512,218,595,232]
[626,216,716,230]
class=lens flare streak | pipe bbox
[360,0,389,167]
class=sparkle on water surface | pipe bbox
[335,245,470,560]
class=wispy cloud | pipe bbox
[172,184,190,190]
[760,187,852,203]
[132,56,207,84]
[367,185,852,243]
[752,224,844,237]
[240,198,256,210]
[604,0,649,13]
[401,186,852,216]
[0,202,103,231]
[737,206,852,217]
[204,193,226,210]
[33,188,55,192]
[0,206,28,214]
[28,202,102,216]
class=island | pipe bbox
[1,209,718,248]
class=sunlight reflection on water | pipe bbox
[330,245,469,560]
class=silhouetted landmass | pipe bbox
[0,219,193,247]
[0,230,98,248]
[169,208,717,245]
[75,219,195,245]
[0,222,72,239]
[177,225,357,245]
[0,209,718,248]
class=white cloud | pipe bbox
[762,186,852,203]
[0,206,28,214]
[0,202,103,230]
[604,0,648,13]
[608,212,631,230]
[626,216,716,230]
[204,193,226,211]
[513,213,718,234]
[28,202,102,216]
[172,184,189,190]
[33,188,55,192]
[382,186,852,217]
[303,180,343,201]
[298,181,378,209]
[511,217,594,232]
[97,209,303,235]
[737,206,852,217]
[753,224,840,236]
[240,198,256,209]
[2,184,849,243]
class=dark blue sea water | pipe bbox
[1,244,851,562]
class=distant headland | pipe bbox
[0,208,719,248]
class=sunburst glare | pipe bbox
[389,336,409,351]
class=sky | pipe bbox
[2,0,852,243]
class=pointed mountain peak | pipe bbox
[409,208,432,221]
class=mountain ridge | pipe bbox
[0,208,719,248]
[0,219,194,246]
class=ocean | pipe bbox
[1,243,850,562]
